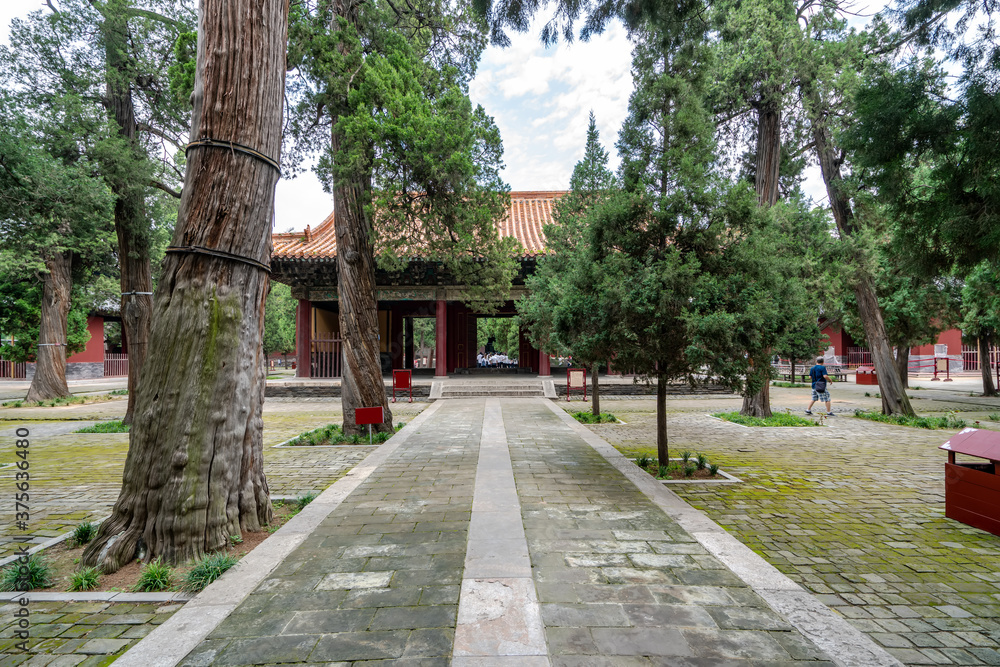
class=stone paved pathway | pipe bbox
[0,401,427,558]
[596,384,1000,666]
[172,398,846,666]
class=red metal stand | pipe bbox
[392,369,412,403]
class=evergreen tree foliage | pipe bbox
[520,111,618,415]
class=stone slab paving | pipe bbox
[0,400,425,664]
[594,385,1000,666]
[118,397,866,666]
[0,600,182,666]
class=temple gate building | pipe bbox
[270,191,562,378]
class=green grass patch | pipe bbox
[133,559,173,592]
[2,395,92,408]
[713,411,820,427]
[989,412,1000,422]
[571,411,619,424]
[852,409,967,430]
[285,421,404,446]
[75,420,129,433]
[71,521,98,546]
[108,388,128,396]
[184,553,239,593]
[68,567,100,592]
[770,381,809,388]
[0,554,53,591]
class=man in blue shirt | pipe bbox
[806,356,833,416]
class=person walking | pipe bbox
[806,356,833,416]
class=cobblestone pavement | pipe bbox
[0,600,181,666]
[0,401,427,558]
[593,382,1000,666]
[0,400,425,664]
[178,398,834,666]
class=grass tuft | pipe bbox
[71,521,98,546]
[184,553,239,593]
[133,558,173,592]
[295,492,318,511]
[0,554,52,591]
[75,420,129,434]
[571,411,619,424]
[852,410,967,430]
[713,411,819,427]
[68,567,100,592]
[989,412,1000,422]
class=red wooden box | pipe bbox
[856,365,878,385]
[941,428,1000,537]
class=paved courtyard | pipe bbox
[0,376,997,665]
[597,379,1000,666]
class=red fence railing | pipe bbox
[962,344,1000,371]
[0,358,26,379]
[312,336,342,378]
[104,353,128,378]
[845,347,872,368]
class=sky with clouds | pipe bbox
[1,3,891,233]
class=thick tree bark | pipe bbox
[656,371,668,465]
[101,1,155,425]
[979,335,997,396]
[894,345,910,389]
[330,0,393,435]
[809,98,915,416]
[755,100,781,208]
[82,0,285,572]
[741,98,781,417]
[25,250,72,403]
[591,364,600,416]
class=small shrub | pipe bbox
[0,554,52,591]
[396,421,406,430]
[852,409,968,430]
[635,455,652,469]
[989,412,1000,422]
[76,420,129,434]
[657,464,669,478]
[680,451,692,464]
[185,553,239,593]
[68,567,100,592]
[71,521,98,546]
[713,411,819,427]
[572,411,619,424]
[709,463,720,476]
[229,534,243,546]
[695,453,708,470]
[683,464,696,478]
[864,392,871,397]
[133,559,173,592]
[296,492,318,511]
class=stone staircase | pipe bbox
[431,379,556,399]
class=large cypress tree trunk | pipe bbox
[25,249,72,403]
[330,0,393,436]
[895,344,910,389]
[82,0,286,573]
[101,2,154,425]
[979,335,997,396]
[809,98,914,416]
[656,370,668,465]
[741,98,780,417]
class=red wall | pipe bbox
[67,316,104,363]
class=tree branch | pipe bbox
[149,179,181,198]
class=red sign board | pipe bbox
[355,406,384,425]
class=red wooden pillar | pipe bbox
[435,299,447,377]
[296,299,312,378]
[539,348,551,377]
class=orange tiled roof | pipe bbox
[272,191,565,261]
